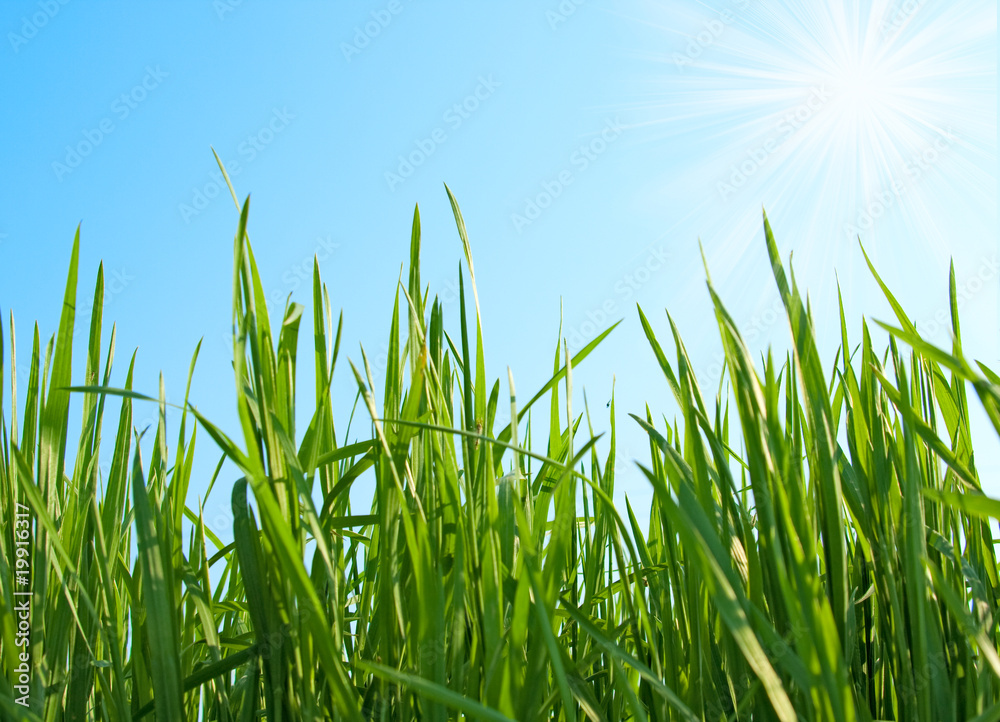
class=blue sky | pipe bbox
[1,0,997,526]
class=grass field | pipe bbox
[1,181,999,721]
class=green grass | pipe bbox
[1,178,999,720]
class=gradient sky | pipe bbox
[1,0,997,530]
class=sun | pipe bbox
[829,59,889,116]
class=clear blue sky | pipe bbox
[1,0,997,525]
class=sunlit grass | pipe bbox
[0,178,998,720]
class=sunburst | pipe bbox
[620,0,995,353]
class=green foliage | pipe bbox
[0,182,998,720]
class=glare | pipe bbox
[623,0,995,346]
[829,61,888,114]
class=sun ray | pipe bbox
[619,0,996,352]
